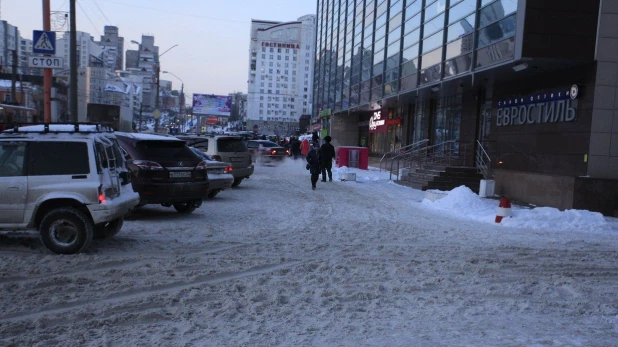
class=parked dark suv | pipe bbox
[116,133,209,214]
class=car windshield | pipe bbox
[217,138,247,152]
[136,140,197,159]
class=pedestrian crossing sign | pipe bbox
[33,30,56,54]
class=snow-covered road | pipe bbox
[1,159,618,346]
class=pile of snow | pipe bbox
[333,165,391,183]
[423,185,613,233]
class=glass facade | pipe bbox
[313,0,519,117]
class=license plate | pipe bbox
[169,171,191,178]
[209,169,224,174]
[230,157,244,163]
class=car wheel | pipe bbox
[208,190,220,198]
[39,207,94,254]
[232,178,243,187]
[173,202,197,214]
[93,217,124,239]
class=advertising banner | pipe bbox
[192,94,232,116]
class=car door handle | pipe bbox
[7,186,19,191]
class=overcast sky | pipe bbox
[5,0,316,100]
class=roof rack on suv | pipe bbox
[1,122,115,134]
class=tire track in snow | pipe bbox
[0,244,243,285]
[0,261,301,322]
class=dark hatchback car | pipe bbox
[116,133,209,214]
[246,140,289,163]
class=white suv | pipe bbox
[0,124,139,254]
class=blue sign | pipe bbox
[33,30,56,55]
[188,121,194,127]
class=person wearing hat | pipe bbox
[319,135,336,182]
[306,141,322,190]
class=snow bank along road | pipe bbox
[1,160,618,346]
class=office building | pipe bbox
[314,0,618,215]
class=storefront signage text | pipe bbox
[369,111,387,133]
[261,42,301,49]
[496,85,579,127]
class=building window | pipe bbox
[262,54,265,58]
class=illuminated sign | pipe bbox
[369,111,387,133]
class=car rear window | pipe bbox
[217,138,247,152]
[259,141,279,148]
[136,140,197,159]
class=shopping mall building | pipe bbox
[312,0,618,215]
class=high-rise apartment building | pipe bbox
[56,31,102,73]
[246,15,316,135]
[98,26,124,71]
[314,0,618,215]
[125,35,159,111]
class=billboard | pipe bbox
[192,94,231,116]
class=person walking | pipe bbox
[300,137,310,159]
[319,135,336,182]
[290,136,301,160]
[306,141,321,190]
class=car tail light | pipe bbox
[286,149,290,155]
[98,185,106,203]
[224,166,233,173]
[133,160,164,170]
[195,160,208,170]
[270,150,277,155]
[212,155,222,161]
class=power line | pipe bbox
[76,1,102,36]
[98,0,248,24]
[90,0,112,25]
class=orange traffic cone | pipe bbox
[495,197,512,223]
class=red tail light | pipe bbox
[133,160,164,170]
[98,185,106,203]
[195,160,208,170]
[270,150,277,155]
[224,166,233,173]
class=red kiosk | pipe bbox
[336,146,368,170]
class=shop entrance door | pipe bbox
[431,95,462,154]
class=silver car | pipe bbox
[177,135,254,187]
[0,124,140,254]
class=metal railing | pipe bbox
[379,139,429,173]
[476,140,491,179]
[389,140,463,180]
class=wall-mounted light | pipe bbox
[512,63,528,72]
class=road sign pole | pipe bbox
[43,0,52,122]
[69,0,78,122]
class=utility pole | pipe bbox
[180,82,184,132]
[69,0,78,122]
[154,64,160,133]
[138,102,143,133]
[43,0,52,122]
[11,50,17,104]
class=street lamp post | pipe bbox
[154,44,179,133]
[162,70,184,133]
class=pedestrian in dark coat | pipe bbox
[290,137,301,160]
[319,135,336,182]
[306,142,321,190]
